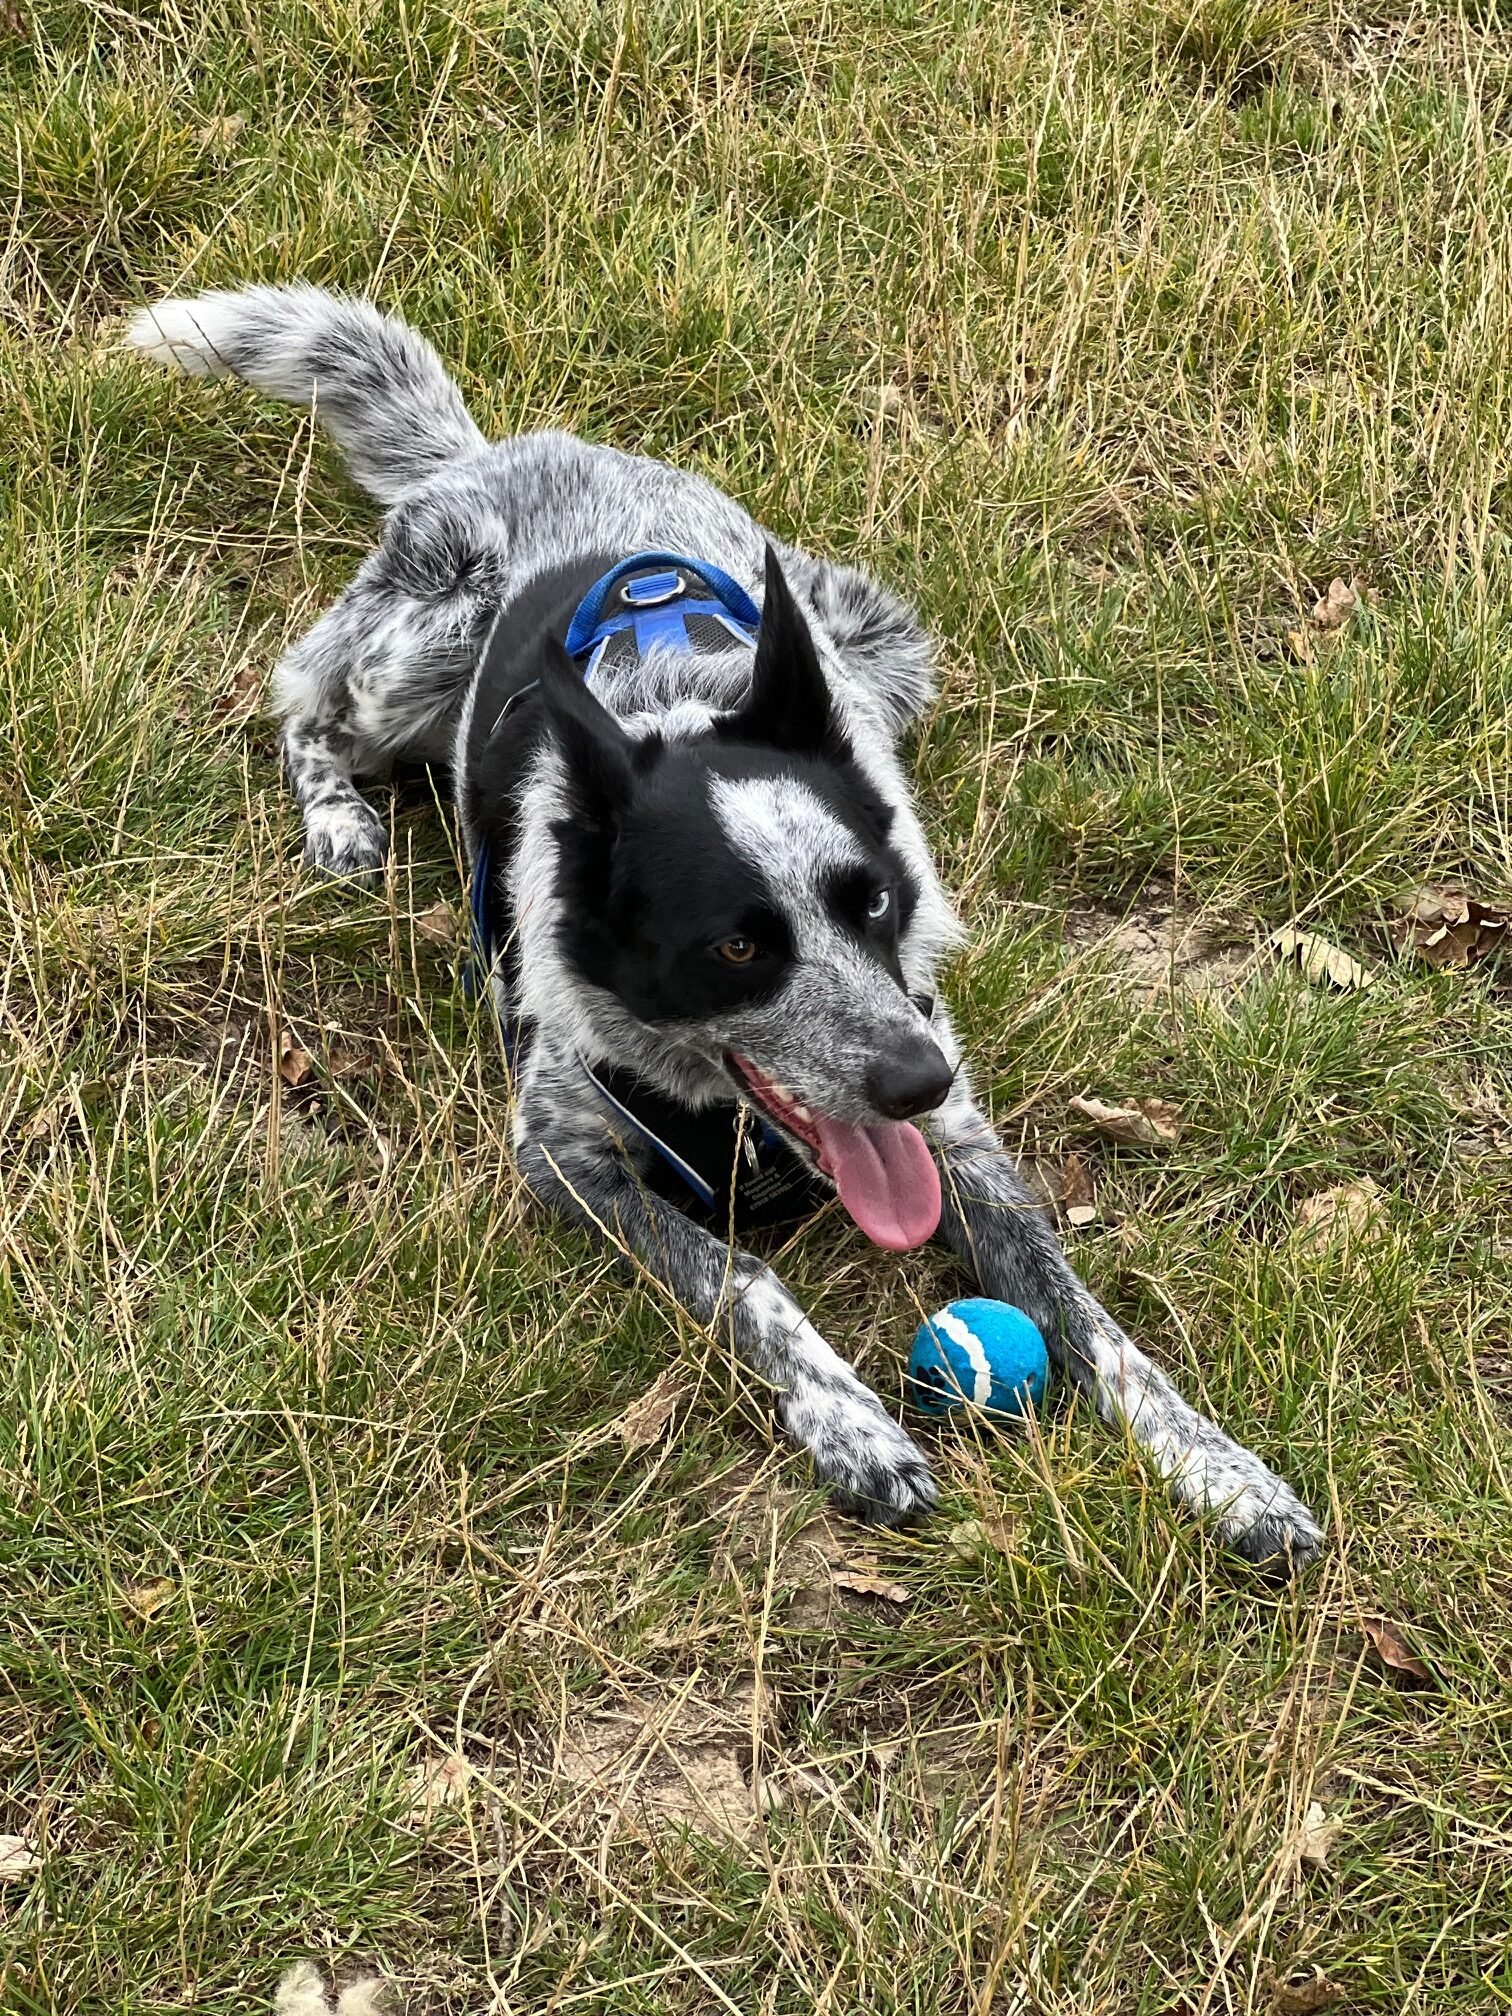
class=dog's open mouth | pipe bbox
[727,1055,942,1252]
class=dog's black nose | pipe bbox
[866,1038,953,1121]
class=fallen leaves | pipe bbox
[1069,1094,1181,1147]
[277,1029,315,1088]
[1271,927,1375,992]
[1391,885,1510,970]
[1060,1150,1098,1229]
[1360,1614,1432,1685]
[413,900,456,948]
[1294,1178,1385,1252]
[1313,576,1369,630]
[613,1370,683,1449]
[0,1835,39,1882]
[709,1466,920,1625]
[948,1514,1014,1559]
[1265,1966,1346,2014]
[1289,574,1379,660]
[403,1751,468,1826]
[120,1575,176,1618]
[830,1566,911,1605]
[216,657,262,717]
[1288,1799,1344,1872]
[196,112,247,151]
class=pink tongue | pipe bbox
[813,1114,942,1251]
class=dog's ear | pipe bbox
[718,547,844,757]
[540,639,634,829]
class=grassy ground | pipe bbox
[3,0,1511,2008]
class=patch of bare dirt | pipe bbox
[707,1461,930,1625]
[1061,885,1257,1002]
[549,1680,767,1841]
[708,1461,850,1627]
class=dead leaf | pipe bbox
[1271,927,1375,992]
[217,658,261,716]
[1360,1614,1432,1684]
[404,1752,467,1825]
[1069,1094,1181,1147]
[1287,627,1315,664]
[832,1565,911,1605]
[1061,1150,1097,1228]
[1295,1179,1384,1251]
[1290,1799,1344,1871]
[196,112,247,150]
[413,900,456,948]
[1391,885,1511,970]
[277,1029,315,1087]
[0,0,28,39]
[1312,577,1359,630]
[1265,1966,1346,2014]
[948,1515,1014,1559]
[613,1370,682,1449]
[0,1835,38,1881]
[121,1575,175,1618]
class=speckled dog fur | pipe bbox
[130,283,1323,1568]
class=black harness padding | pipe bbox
[580,1056,833,1231]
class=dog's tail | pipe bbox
[127,283,486,504]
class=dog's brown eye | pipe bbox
[717,936,757,965]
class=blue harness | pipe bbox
[467,552,827,1227]
[561,549,761,666]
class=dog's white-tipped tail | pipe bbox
[127,282,486,503]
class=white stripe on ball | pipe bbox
[934,1307,992,1405]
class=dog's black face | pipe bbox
[544,551,953,1249]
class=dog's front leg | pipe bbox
[925,1060,1323,1571]
[516,1111,937,1526]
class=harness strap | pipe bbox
[577,1055,719,1210]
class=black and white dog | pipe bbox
[130,284,1322,1568]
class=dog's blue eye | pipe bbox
[867,888,892,921]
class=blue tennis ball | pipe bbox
[907,1298,1049,1420]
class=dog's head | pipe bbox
[543,549,951,1250]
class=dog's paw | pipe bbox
[1216,1477,1325,1577]
[810,1400,937,1528]
[303,800,389,877]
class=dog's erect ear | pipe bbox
[718,547,842,757]
[540,639,634,828]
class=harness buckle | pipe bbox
[619,568,685,608]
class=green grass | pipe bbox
[3,0,1511,2009]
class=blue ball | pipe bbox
[907,1299,1049,1420]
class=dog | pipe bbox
[129,283,1322,1569]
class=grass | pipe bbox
[3,0,1511,2008]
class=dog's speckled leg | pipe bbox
[925,1048,1323,1573]
[516,1080,936,1526]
